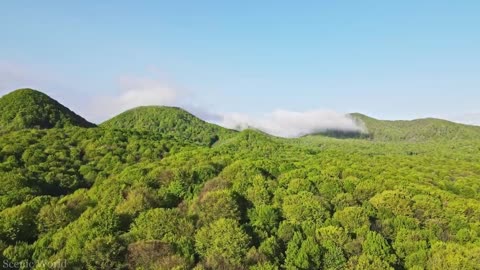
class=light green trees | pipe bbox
[362,231,396,265]
[195,218,251,269]
[333,206,370,233]
[194,189,241,225]
[282,191,329,225]
[130,208,195,263]
[248,205,281,239]
[1,93,480,269]
[427,242,480,270]
[284,232,322,270]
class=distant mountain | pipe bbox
[3,88,478,143]
[101,106,236,146]
[350,113,480,141]
[0,88,95,131]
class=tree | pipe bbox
[362,231,396,264]
[248,205,281,239]
[427,242,480,270]
[127,240,190,270]
[392,229,427,268]
[195,218,251,269]
[333,206,370,233]
[0,202,39,243]
[349,254,393,270]
[195,190,240,225]
[323,244,347,270]
[370,190,413,218]
[282,191,329,225]
[82,236,126,270]
[284,232,322,270]
[130,208,195,260]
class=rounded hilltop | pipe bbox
[0,88,95,131]
[101,106,236,146]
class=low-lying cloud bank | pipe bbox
[215,110,364,138]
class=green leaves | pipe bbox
[82,236,126,270]
[100,106,235,146]
[0,89,95,132]
[1,90,480,269]
[195,218,250,269]
[131,208,194,243]
[282,191,329,226]
[194,189,241,226]
[362,231,396,265]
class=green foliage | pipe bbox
[100,106,235,146]
[0,197,47,243]
[362,231,396,264]
[1,89,480,269]
[333,206,370,233]
[350,113,480,141]
[282,191,329,226]
[284,232,322,270]
[350,254,393,270]
[82,235,126,270]
[127,240,190,270]
[0,88,94,131]
[427,242,480,270]
[248,205,281,239]
[195,218,250,269]
[323,244,346,270]
[194,189,241,225]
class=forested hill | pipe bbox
[1,88,479,269]
[101,106,236,146]
[349,113,480,141]
[0,88,95,131]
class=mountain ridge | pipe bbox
[348,112,480,141]
[2,88,479,142]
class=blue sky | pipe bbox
[1,1,479,129]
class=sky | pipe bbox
[1,1,479,136]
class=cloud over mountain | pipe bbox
[91,75,190,121]
[216,109,364,138]
[1,65,365,137]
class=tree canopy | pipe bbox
[1,88,480,269]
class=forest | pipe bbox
[0,89,479,270]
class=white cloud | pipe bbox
[215,109,365,138]
[90,75,190,122]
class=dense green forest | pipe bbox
[0,89,479,269]
[0,89,95,132]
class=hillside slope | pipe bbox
[0,88,95,131]
[1,90,480,269]
[101,106,236,145]
[350,113,480,141]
